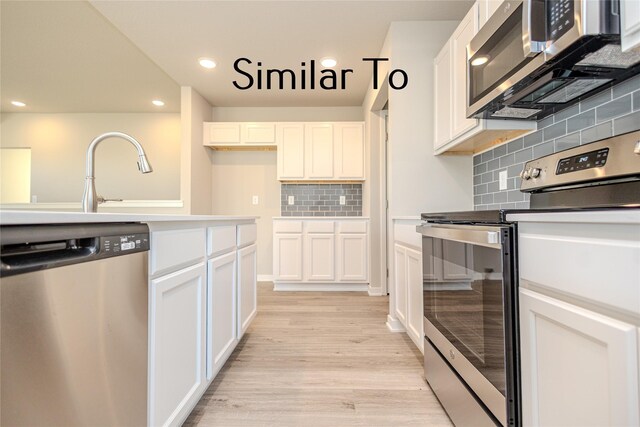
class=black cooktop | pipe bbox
[421,205,640,225]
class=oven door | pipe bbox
[418,224,518,427]
[467,0,547,119]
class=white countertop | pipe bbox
[507,209,640,224]
[273,216,369,220]
[0,210,258,225]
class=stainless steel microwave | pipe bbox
[467,0,640,120]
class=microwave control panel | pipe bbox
[548,0,574,42]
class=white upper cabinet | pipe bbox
[434,2,536,155]
[334,122,365,180]
[305,123,334,179]
[277,123,305,180]
[204,122,276,147]
[477,0,504,28]
[434,42,453,150]
[451,4,479,139]
[621,0,640,52]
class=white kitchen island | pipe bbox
[0,211,258,427]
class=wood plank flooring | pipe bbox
[184,282,452,426]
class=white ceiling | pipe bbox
[0,1,180,113]
[91,0,473,107]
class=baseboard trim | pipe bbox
[273,283,369,292]
[367,286,385,296]
[257,274,273,282]
[386,314,406,332]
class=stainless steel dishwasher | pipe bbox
[0,222,150,426]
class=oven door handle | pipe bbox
[416,224,502,249]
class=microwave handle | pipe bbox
[416,224,502,250]
[522,0,547,57]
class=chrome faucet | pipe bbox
[81,132,153,213]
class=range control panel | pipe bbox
[101,233,149,254]
[556,148,609,174]
[520,128,640,192]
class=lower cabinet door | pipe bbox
[405,247,424,352]
[304,233,335,281]
[237,244,257,339]
[273,234,303,281]
[394,244,408,325]
[520,288,639,427]
[207,252,238,382]
[337,233,368,281]
[150,263,207,427]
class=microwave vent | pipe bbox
[491,106,541,119]
[576,44,640,69]
[537,78,612,104]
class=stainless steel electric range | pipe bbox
[418,129,640,426]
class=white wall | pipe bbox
[212,106,363,122]
[0,113,181,202]
[363,21,473,300]
[181,87,213,214]
[210,151,279,276]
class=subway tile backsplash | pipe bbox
[473,74,640,211]
[281,183,362,217]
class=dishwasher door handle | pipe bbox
[416,224,503,249]
[1,241,98,277]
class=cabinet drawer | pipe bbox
[151,228,206,277]
[237,223,257,247]
[207,225,236,257]
[339,221,367,234]
[306,221,334,233]
[519,222,640,315]
[273,221,303,233]
[394,222,421,248]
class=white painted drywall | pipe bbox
[0,148,31,203]
[0,113,180,202]
[181,86,213,214]
[210,151,280,276]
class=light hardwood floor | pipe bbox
[184,282,452,426]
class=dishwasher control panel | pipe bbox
[102,233,149,254]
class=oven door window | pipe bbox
[423,237,506,396]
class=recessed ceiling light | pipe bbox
[11,100,26,107]
[471,55,490,66]
[199,57,217,69]
[320,58,337,68]
[152,100,165,107]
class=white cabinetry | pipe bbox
[434,43,452,149]
[405,247,423,351]
[515,214,640,426]
[305,123,334,179]
[203,122,276,147]
[207,252,237,381]
[272,216,303,282]
[394,244,408,325]
[334,122,365,180]
[275,122,364,181]
[451,5,479,139]
[148,220,257,427]
[337,233,368,281]
[520,289,639,427]
[305,233,335,281]
[477,0,504,28]
[277,123,305,180]
[433,3,535,155]
[150,262,206,427]
[621,0,640,52]
[237,243,257,338]
[273,219,369,290]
